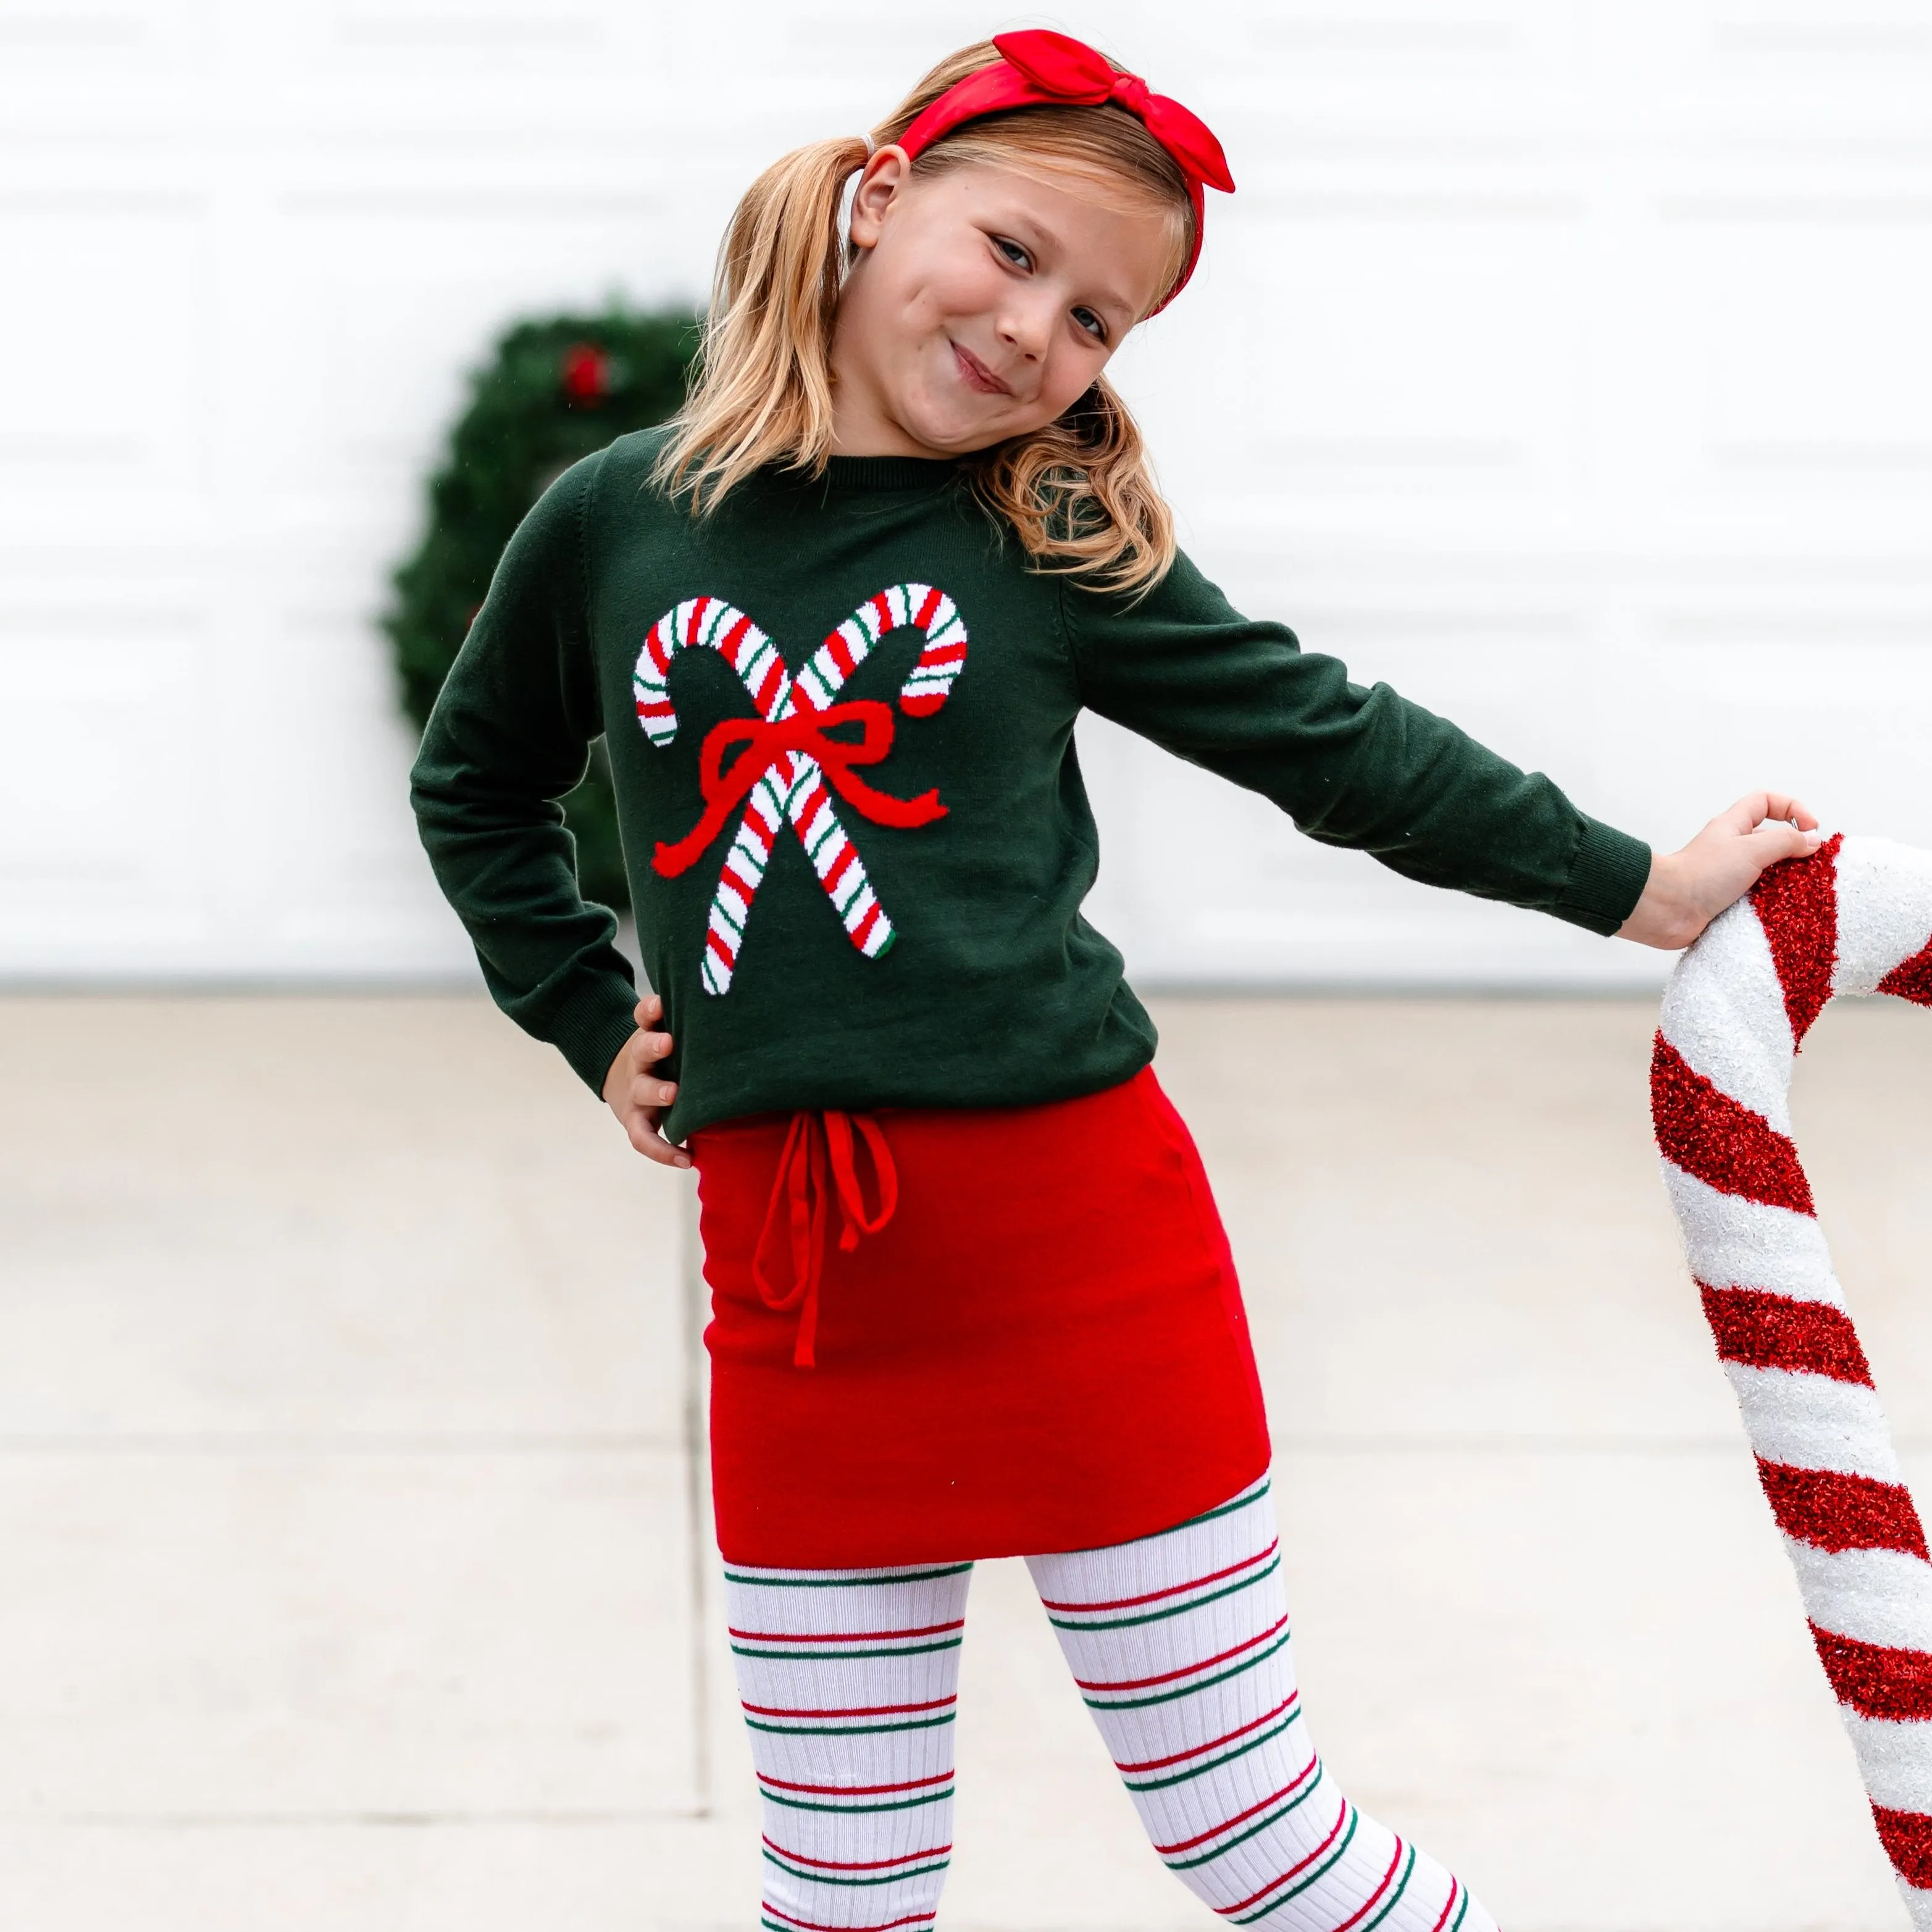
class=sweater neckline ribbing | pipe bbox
[820,453,963,492]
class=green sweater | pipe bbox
[411,430,1650,1141]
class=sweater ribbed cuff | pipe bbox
[1554,816,1654,937]
[551,974,647,1100]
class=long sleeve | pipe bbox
[1061,551,1651,935]
[409,451,639,1094]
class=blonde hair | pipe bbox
[653,41,1195,593]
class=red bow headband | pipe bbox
[893,31,1234,313]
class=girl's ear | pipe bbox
[848,144,913,252]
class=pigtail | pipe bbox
[966,378,1174,595]
[654,133,870,511]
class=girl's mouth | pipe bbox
[951,341,1011,397]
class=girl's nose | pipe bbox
[997,297,1052,364]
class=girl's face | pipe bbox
[831,149,1175,460]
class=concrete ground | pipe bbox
[2,993,1930,1931]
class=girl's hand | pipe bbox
[1618,792,1825,951]
[602,993,692,1168]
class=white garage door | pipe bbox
[5,0,1929,988]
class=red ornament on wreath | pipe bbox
[560,341,611,406]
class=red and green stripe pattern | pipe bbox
[722,1476,1494,1932]
[1027,1473,1493,1930]
[727,1556,972,1932]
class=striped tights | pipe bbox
[726,1473,1495,1932]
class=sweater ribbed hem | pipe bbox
[551,974,646,1100]
[1554,816,1653,937]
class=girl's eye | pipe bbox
[1072,307,1108,343]
[993,236,1033,272]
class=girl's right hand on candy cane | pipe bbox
[1616,792,1823,951]
[603,993,691,1168]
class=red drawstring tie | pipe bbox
[751,1110,898,1368]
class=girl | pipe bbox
[412,32,1820,1932]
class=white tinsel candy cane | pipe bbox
[1654,834,1932,1917]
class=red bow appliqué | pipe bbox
[651,700,945,882]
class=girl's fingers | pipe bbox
[1744,810,1821,852]
[1714,792,1775,837]
[625,1110,692,1169]
[1742,792,1816,834]
[613,996,680,1161]
[1731,819,1821,893]
[1714,792,1818,840]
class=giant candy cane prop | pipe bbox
[632,584,968,994]
[1654,834,1932,1917]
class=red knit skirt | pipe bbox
[690,1066,1271,1568]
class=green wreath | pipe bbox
[386,307,700,914]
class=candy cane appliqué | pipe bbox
[632,584,969,994]
[1653,834,1932,1920]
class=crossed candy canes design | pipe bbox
[1654,834,1932,1921]
[632,584,968,993]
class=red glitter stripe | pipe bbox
[1757,1459,1928,1557]
[1750,834,1841,1047]
[720,611,753,662]
[684,596,713,646]
[1810,1624,1932,1720]
[1879,937,1932,1010]
[1700,1284,1873,1386]
[826,629,858,680]
[850,900,883,949]
[871,592,894,635]
[646,627,671,676]
[720,865,757,906]
[1651,1034,1815,1215]
[918,640,967,666]
[1872,1805,1932,1885]
[916,585,943,629]
[706,927,735,970]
